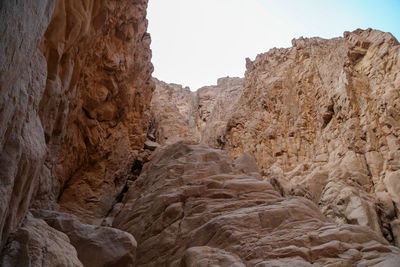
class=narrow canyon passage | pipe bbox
[1,0,400,266]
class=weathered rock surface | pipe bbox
[149,79,199,145]
[0,0,56,247]
[0,212,83,267]
[0,0,153,249]
[225,29,400,245]
[114,142,400,266]
[2,0,400,265]
[196,77,245,148]
[40,0,154,223]
[152,29,400,247]
[149,77,244,147]
[31,209,137,267]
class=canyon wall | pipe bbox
[149,77,244,146]
[226,29,400,246]
[150,29,400,247]
[0,0,56,247]
[2,0,400,265]
[43,0,154,223]
[0,0,153,250]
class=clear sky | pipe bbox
[147,0,400,90]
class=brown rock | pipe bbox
[40,0,154,223]
[0,213,83,267]
[113,142,400,266]
[149,78,199,145]
[0,0,153,249]
[31,209,137,267]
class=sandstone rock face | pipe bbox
[0,0,154,248]
[2,0,400,264]
[114,142,400,266]
[223,29,400,245]
[149,79,199,145]
[31,210,137,267]
[149,77,244,147]
[196,77,245,148]
[0,0,55,247]
[150,29,400,247]
[0,213,83,267]
[39,0,154,223]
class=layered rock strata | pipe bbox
[113,142,400,266]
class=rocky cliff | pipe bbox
[149,77,244,147]
[2,0,400,265]
[0,0,153,264]
[226,29,400,246]
[150,29,400,249]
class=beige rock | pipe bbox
[223,29,400,244]
[114,142,400,266]
[149,77,244,148]
[0,213,83,267]
[385,170,400,207]
[149,79,199,145]
[150,29,400,246]
[31,209,137,267]
[181,246,246,267]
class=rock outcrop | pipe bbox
[0,213,83,267]
[113,142,400,266]
[0,0,56,247]
[149,79,199,145]
[39,0,154,223]
[31,210,137,267]
[2,0,400,265]
[149,77,244,147]
[0,0,153,249]
[151,29,400,247]
[225,29,400,246]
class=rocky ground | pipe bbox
[1,0,400,266]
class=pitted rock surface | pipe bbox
[226,29,400,245]
[114,142,400,266]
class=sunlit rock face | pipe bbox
[151,29,400,247]
[225,29,400,245]
[149,78,200,145]
[149,77,244,147]
[2,0,400,264]
[0,0,153,249]
[114,142,400,266]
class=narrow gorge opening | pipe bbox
[1,1,400,266]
